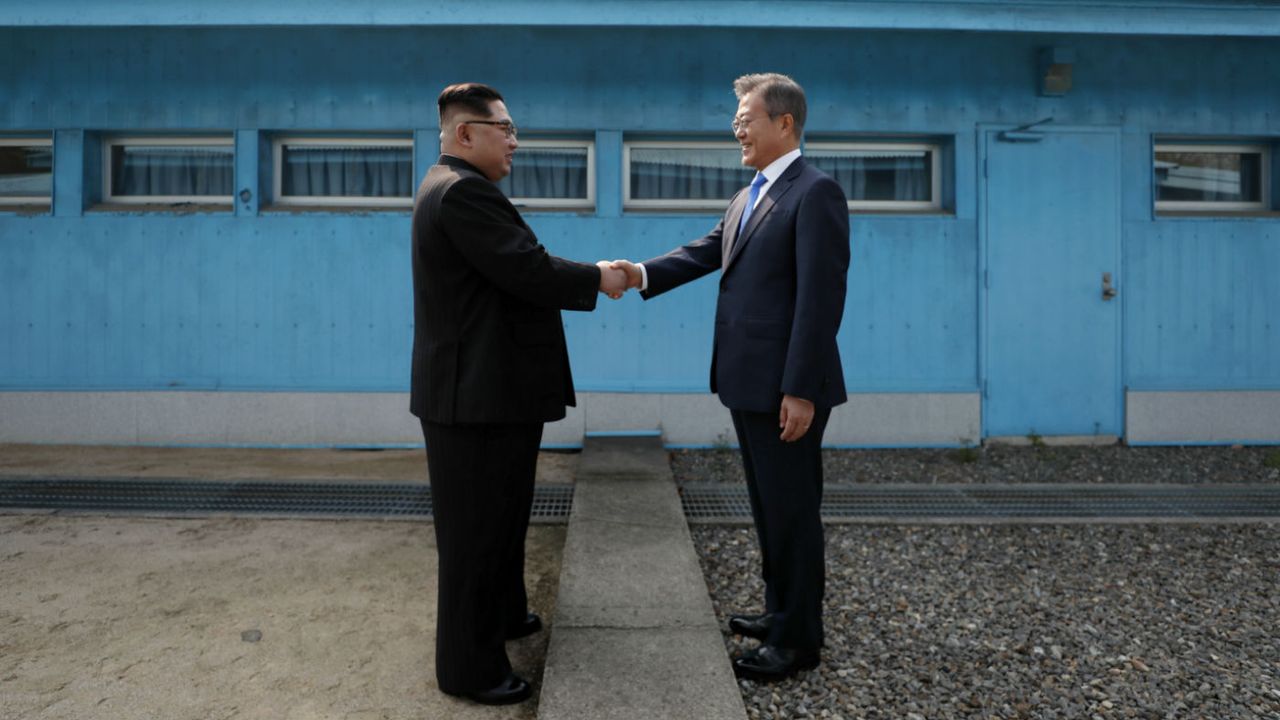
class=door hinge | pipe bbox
[984,269,989,289]
[983,158,988,178]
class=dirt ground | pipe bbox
[0,444,577,720]
[0,515,564,720]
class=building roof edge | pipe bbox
[4,0,1280,37]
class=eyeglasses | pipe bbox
[462,120,518,139]
[731,114,779,134]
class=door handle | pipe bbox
[1102,272,1117,300]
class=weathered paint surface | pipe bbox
[6,0,1280,36]
[1,25,1278,440]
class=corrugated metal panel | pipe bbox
[1126,220,1280,390]
[4,0,1280,37]
[1,25,1277,417]
[0,216,413,390]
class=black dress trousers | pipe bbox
[421,419,543,694]
[730,406,831,652]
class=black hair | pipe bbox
[437,83,505,121]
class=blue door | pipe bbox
[982,126,1122,439]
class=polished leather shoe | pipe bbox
[462,673,532,705]
[728,612,774,641]
[732,644,820,682]
[505,612,543,640]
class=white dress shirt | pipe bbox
[636,148,802,291]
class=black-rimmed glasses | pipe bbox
[462,120,518,139]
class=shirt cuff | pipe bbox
[638,263,649,292]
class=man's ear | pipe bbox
[779,113,796,140]
[452,122,473,148]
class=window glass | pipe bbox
[1155,149,1264,204]
[499,143,591,205]
[627,145,753,206]
[806,144,937,208]
[280,142,413,200]
[109,142,234,199]
[0,142,53,201]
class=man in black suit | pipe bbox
[411,82,629,705]
[614,73,850,682]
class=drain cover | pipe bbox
[680,483,1280,522]
[0,479,574,522]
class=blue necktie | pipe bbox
[737,172,767,237]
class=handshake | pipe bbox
[595,260,644,300]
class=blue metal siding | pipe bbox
[1,216,412,389]
[7,0,1280,37]
[1,25,1278,408]
[1125,220,1280,390]
[6,28,1273,135]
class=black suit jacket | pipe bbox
[641,156,850,412]
[410,155,600,424]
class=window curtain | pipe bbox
[282,146,412,198]
[112,146,233,197]
[500,149,588,199]
[809,152,930,202]
[630,150,753,200]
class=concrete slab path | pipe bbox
[538,436,746,720]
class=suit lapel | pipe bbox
[721,191,750,270]
[724,158,804,272]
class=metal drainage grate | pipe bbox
[0,479,574,522]
[680,483,1280,522]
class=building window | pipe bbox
[624,141,753,210]
[498,139,594,210]
[273,136,413,208]
[805,142,942,212]
[1154,143,1269,212]
[103,136,234,205]
[0,137,53,207]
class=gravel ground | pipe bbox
[693,523,1280,720]
[672,445,1280,486]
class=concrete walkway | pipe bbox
[538,436,746,720]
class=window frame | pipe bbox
[101,135,236,205]
[271,135,415,209]
[0,136,54,207]
[502,138,596,210]
[623,140,749,211]
[804,140,943,212]
[1153,141,1271,213]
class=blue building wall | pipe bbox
[2,24,1278,441]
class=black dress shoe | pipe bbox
[506,612,543,640]
[461,673,532,705]
[732,644,820,682]
[728,612,774,641]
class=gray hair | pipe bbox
[733,73,807,137]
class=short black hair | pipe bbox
[437,83,504,121]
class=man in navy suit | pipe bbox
[614,73,850,681]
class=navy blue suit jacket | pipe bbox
[640,156,850,412]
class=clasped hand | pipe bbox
[595,259,644,299]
